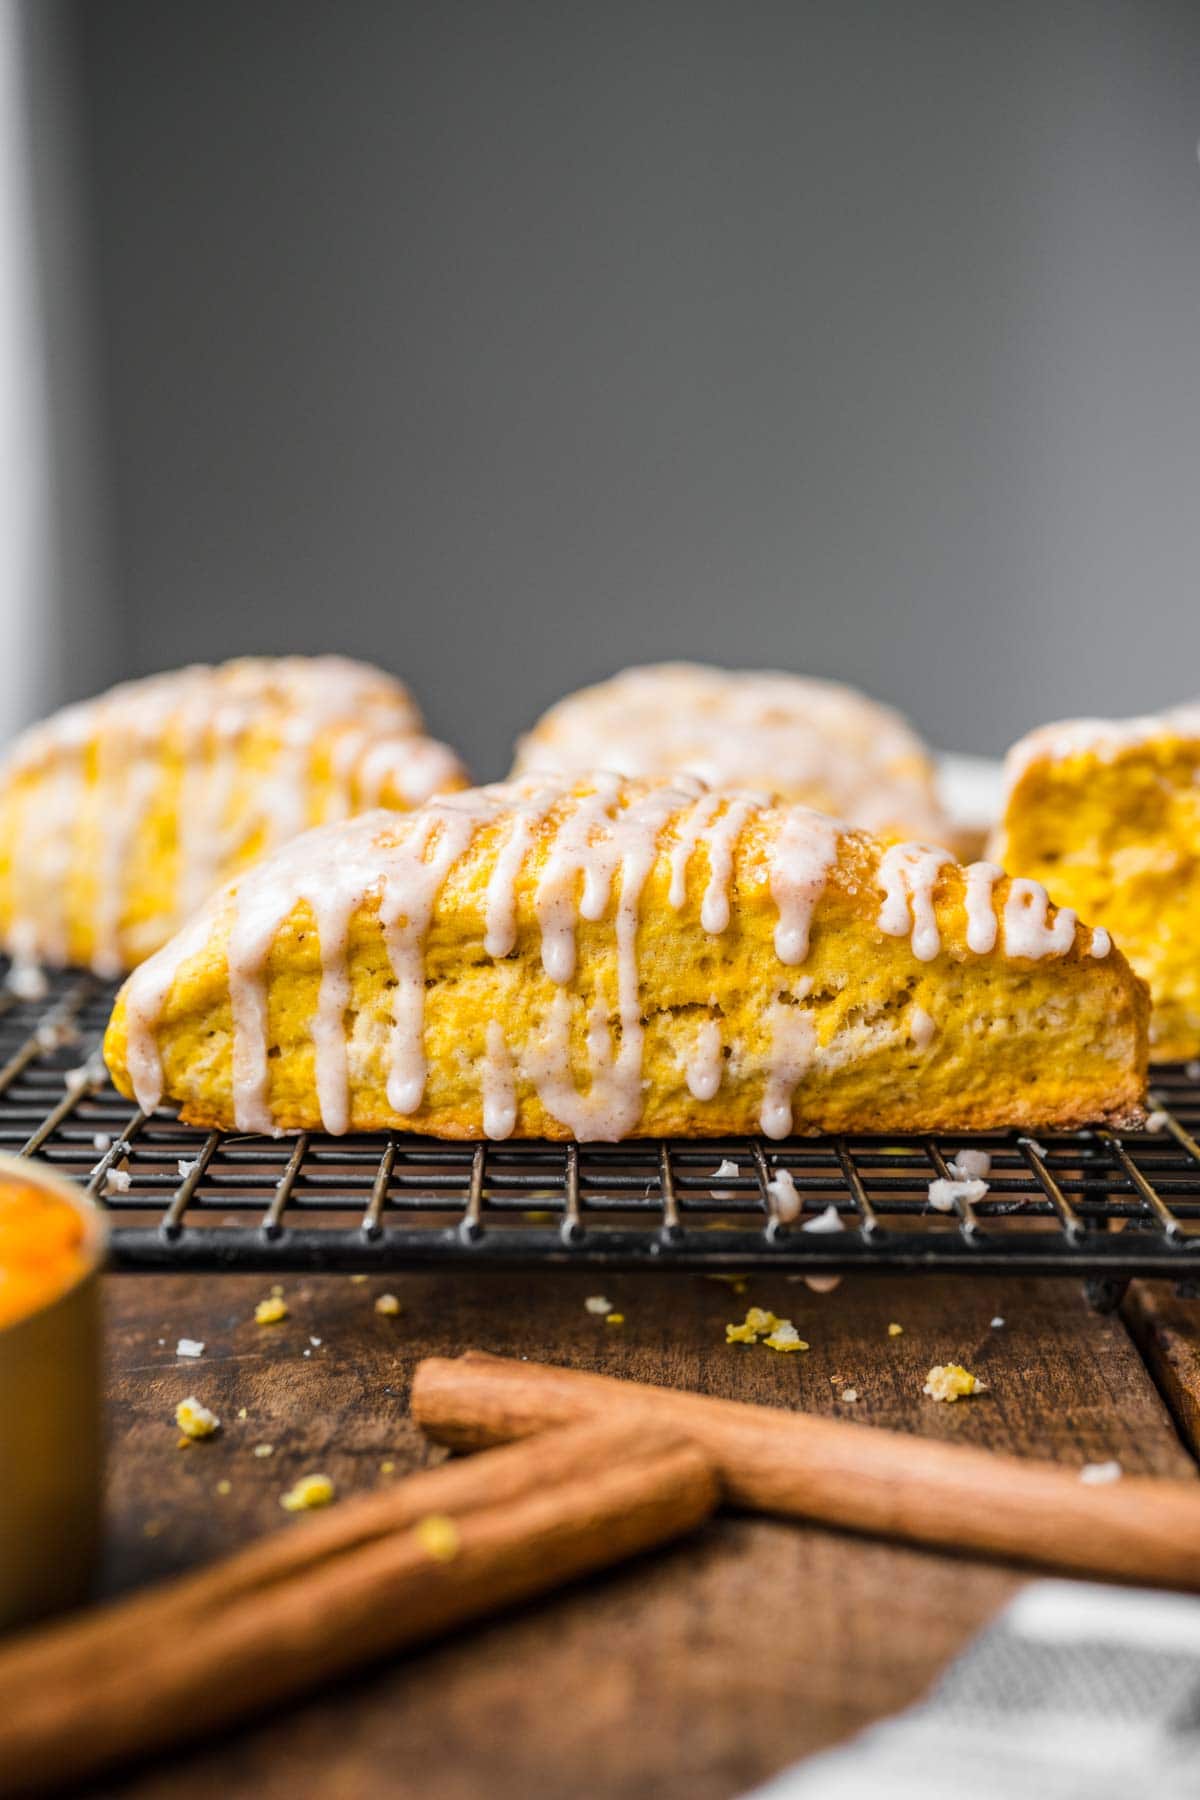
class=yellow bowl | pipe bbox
[0,1153,106,1631]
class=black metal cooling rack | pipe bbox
[3,965,1199,1295]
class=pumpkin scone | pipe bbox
[995,706,1200,1062]
[104,774,1147,1140]
[0,656,468,976]
[511,662,954,844]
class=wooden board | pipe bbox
[86,1268,1195,1799]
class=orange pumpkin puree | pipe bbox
[0,1177,89,1329]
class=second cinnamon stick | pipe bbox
[412,1351,1200,1591]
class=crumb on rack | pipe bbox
[216,1479,232,1496]
[175,1338,205,1359]
[176,1158,198,1180]
[765,1168,801,1223]
[280,1474,334,1512]
[414,1513,460,1562]
[947,1149,991,1180]
[104,1166,132,1195]
[349,1273,368,1284]
[605,1312,625,1326]
[1145,1111,1169,1134]
[887,1322,903,1337]
[990,1316,1006,1329]
[801,1204,844,1234]
[840,1387,859,1403]
[255,1295,289,1325]
[711,1158,739,1179]
[253,1443,274,1458]
[380,1460,396,1475]
[375,1293,402,1317]
[923,1364,986,1402]
[1079,1459,1122,1485]
[928,1177,988,1213]
[237,1406,248,1420]
[175,1397,220,1439]
[584,1295,613,1315]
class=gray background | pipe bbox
[56,0,1200,775]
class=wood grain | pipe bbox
[87,1268,1195,1799]
[1123,1280,1200,1458]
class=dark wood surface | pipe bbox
[83,1268,1198,1800]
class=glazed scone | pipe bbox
[0,656,468,976]
[511,663,954,844]
[995,705,1200,1062]
[104,774,1147,1140]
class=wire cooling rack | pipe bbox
[3,965,1199,1295]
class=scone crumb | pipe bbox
[380,1460,396,1475]
[375,1293,402,1317]
[236,1406,248,1419]
[175,1396,220,1439]
[216,1479,232,1496]
[840,1387,859,1403]
[763,1322,808,1353]
[887,1322,903,1337]
[725,1306,779,1345]
[349,1273,368,1284]
[255,1295,289,1325]
[281,1473,335,1512]
[923,1364,986,1402]
[605,1312,625,1326]
[253,1442,274,1458]
[584,1295,613,1315]
[176,1338,205,1358]
[414,1513,461,1563]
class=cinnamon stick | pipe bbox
[412,1351,1200,1591]
[0,1419,716,1796]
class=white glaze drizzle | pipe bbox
[963,861,1003,955]
[667,791,762,934]
[685,1018,724,1102]
[910,1005,936,1050]
[876,843,954,962]
[770,807,842,965]
[481,1020,516,1140]
[1002,878,1077,960]
[761,1004,816,1140]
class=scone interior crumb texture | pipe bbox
[997,707,1200,1061]
[104,773,1148,1143]
[512,662,954,845]
[0,655,468,976]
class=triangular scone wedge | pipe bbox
[104,776,1148,1140]
[0,656,468,977]
[996,707,1200,1062]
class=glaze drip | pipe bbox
[877,843,954,962]
[1003,878,1077,960]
